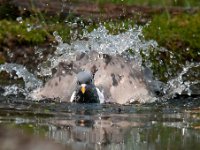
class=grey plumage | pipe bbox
[76,71,93,85]
[31,51,156,104]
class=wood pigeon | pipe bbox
[31,51,155,104]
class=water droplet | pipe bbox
[164,73,168,78]
[16,17,23,24]
[53,31,63,44]
[26,24,33,32]
[71,23,78,28]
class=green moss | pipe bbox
[142,12,200,81]
[0,19,50,45]
[144,13,200,51]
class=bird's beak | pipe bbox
[81,84,86,94]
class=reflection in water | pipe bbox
[47,107,200,150]
[1,100,200,150]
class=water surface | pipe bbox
[0,96,200,150]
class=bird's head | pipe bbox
[71,71,100,103]
[76,71,93,94]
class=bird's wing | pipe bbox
[30,61,78,101]
[90,53,153,104]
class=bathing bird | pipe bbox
[31,51,155,104]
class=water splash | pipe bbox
[0,63,42,95]
[2,85,25,97]
[38,25,158,77]
[162,62,200,99]
[16,16,23,24]
[0,24,199,101]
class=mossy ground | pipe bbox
[0,0,200,81]
[143,12,200,81]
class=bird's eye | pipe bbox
[85,79,92,84]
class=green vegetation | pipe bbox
[143,13,200,81]
[0,17,135,45]
[144,13,200,52]
[0,19,48,45]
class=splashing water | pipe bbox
[38,25,158,77]
[0,63,42,96]
[2,85,25,97]
[0,24,199,101]
[163,62,200,99]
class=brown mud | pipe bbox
[8,0,199,21]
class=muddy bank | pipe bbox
[5,0,200,22]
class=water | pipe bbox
[0,17,200,150]
[0,97,200,150]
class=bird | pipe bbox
[70,71,104,103]
[31,51,156,104]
